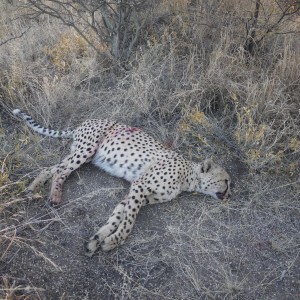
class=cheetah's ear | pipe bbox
[201,158,213,173]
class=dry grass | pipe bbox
[1,0,300,299]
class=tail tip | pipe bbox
[13,108,21,115]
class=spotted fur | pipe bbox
[13,108,232,254]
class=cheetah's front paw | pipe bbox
[85,238,99,257]
[101,235,124,252]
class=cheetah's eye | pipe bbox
[201,159,212,173]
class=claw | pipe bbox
[85,239,99,257]
[49,200,60,207]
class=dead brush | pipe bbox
[175,30,300,175]
[0,275,44,300]
[44,28,109,73]
[231,36,300,174]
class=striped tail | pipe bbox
[13,108,74,138]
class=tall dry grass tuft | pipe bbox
[173,28,300,172]
[0,275,44,299]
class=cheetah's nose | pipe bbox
[216,192,231,201]
[216,192,225,200]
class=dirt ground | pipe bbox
[1,110,300,300]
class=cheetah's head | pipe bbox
[198,159,232,201]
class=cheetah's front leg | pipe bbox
[86,182,146,254]
[85,198,128,256]
[101,183,146,251]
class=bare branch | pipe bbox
[243,0,261,55]
[256,1,300,44]
[243,0,300,56]
[22,0,151,63]
[0,26,32,47]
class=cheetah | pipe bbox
[13,108,231,255]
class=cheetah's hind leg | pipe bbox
[49,147,98,205]
[26,164,60,194]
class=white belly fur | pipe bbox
[92,150,152,182]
